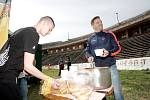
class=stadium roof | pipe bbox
[42,9,150,50]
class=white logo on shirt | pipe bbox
[0,45,10,66]
[32,46,35,50]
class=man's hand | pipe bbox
[52,79,60,89]
[101,48,109,57]
[88,56,94,63]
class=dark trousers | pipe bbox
[0,81,21,100]
[67,65,70,71]
[58,66,64,76]
[102,97,107,100]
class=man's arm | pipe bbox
[85,40,94,62]
[109,32,121,56]
[24,52,59,89]
[85,40,92,58]
[24,52,48,80]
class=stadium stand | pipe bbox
[42,10,150,66]
[117,32,150,59]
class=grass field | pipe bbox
[28,69,150,100]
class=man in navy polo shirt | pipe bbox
[85,16,124,100]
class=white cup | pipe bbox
[94,49,104,56]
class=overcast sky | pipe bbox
[9,0,150,44]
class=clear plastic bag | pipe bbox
[67,70,94,100]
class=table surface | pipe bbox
[44,85,113,100]
[44,77,113,100]
[45,92,106,100]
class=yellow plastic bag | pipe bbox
[40,77,53,96]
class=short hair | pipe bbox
[39,16,55,28]
[91,16,100,25]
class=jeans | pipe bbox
[111,64,124,100]
[18,77,28,100]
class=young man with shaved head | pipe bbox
[0,16,59,100]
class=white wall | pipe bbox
[70,57,150,70]
[43,57,150,70]
[116,57,150,70]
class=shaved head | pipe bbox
[38,16,55,28]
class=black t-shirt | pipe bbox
[0,27,39,79]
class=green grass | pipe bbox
[119,70,150,100]
[28,69,150,100]
[42,69,59,78]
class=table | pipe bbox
[45,85,113,100]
